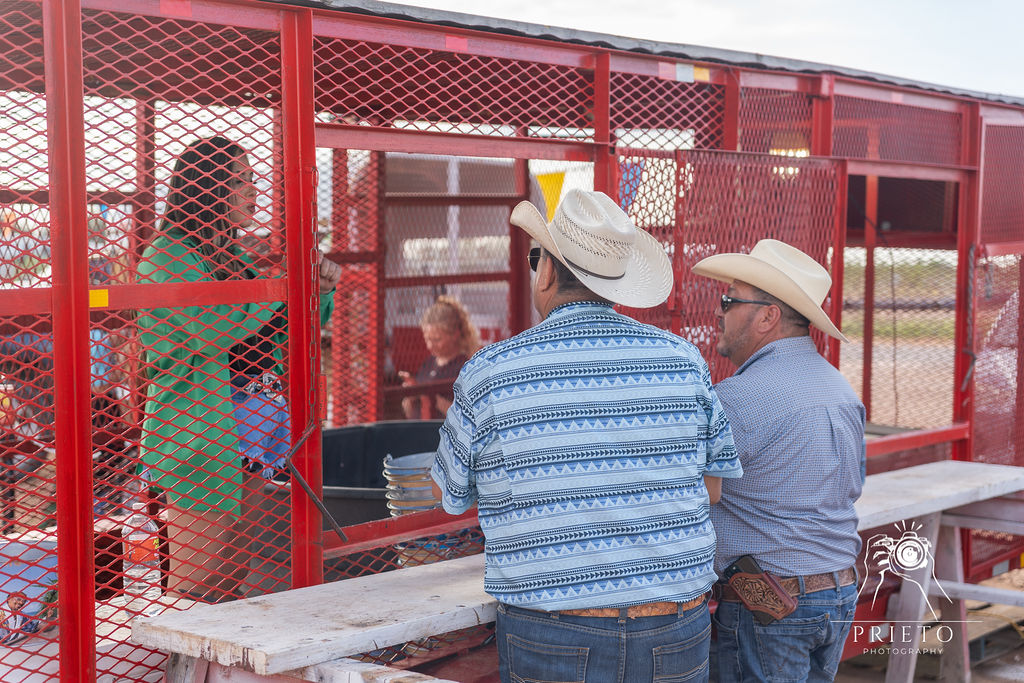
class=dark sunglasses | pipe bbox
[528,247,542,272]
[720,293,773,313]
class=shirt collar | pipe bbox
[733,335,818,376]
[545,300,615,320]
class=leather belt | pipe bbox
[559,594,707,619]
[718,567,856,602]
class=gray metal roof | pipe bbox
[275,0,1024,107]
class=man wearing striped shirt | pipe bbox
[431,190,741,683]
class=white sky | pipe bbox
[404,0,1023,99]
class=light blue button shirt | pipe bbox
[711,335,864,575]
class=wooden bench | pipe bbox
[133,460,1024,683]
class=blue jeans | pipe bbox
[496,600,711,683]
[712,580,857,683]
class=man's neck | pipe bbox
[733,329,809,366]
[540,292,611,318]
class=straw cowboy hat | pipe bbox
[692,239,848,342]
[510,189,672,308]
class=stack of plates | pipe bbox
[382,452,439,517]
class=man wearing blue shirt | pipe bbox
[431,190,742,683]
[693,240,864,683]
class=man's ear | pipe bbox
[756,304,783,333]
[536,253,557,294]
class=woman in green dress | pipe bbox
[138,137,340,601]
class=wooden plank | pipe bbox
[934,525,970,683]
[856,461,1024,529]
[200,658,454,683]
[940,513,1024,536]
[133,553,493,676]
[165,653,208,683]
[295,658,455,682]
[928,582,1024,609]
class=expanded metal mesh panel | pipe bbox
[77,8,303,683]
[980,125,1024,244]
[313,36,593,138]
[971,253,1023,572]
[383,156,515,280]
[610,73,724,151]
[675,150,838,381]
[1,3,49,291]
[738,88,813,155]
[833,96,962,165]
[841,248,956,428]
[318,148,380,254]
[329,264,380,425]
[615,149,677,331]
[973,255,1021,466]
[0,315,58,677]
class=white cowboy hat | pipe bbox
[691,239,848,342]
[510,189,672,308]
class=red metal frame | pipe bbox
[3,0,1023,678]
[43,0,96,678]
[281,7,321,589]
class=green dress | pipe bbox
[137,233,335,516]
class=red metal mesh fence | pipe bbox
[318,148,382,426]
[968,124,1024,574]
[314,35,593,138]
[615,148,677,331]
[0,3,61,679]
[979,125,1024,245]
[610,73,724,150]
[833,96,962,165]
[840,247,958,429]
[673,149,839,382]
[738,88,813,155]
[0,0,1019,678]
[969,252,1023,575]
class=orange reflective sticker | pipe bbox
[89,289,109,308]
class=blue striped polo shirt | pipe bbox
[430,302,742,610]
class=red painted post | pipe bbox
[593,51,615,200]
[953,103,981,466]
[281,7,322,588]
[372,150,386,420]
[510,155,531,335]
[862,175,878,422]
[811,75,835,157]
[132,100,156,259]
[828,161,848,367]
[328,148,347,426]
[43,0,96,679]
[721,69,740,152]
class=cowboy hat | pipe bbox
[691,239,848,342]
[510,189,672,308]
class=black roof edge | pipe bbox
[270,0,1024,107]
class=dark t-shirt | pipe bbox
[414,354,467,419]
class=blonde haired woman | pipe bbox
[401,296,480,419]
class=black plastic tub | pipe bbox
[319,420,443,528]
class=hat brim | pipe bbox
[510,200,672,309]
[692,253,848,342]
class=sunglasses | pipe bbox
[720,293,773,313]
[528,247,542,272]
